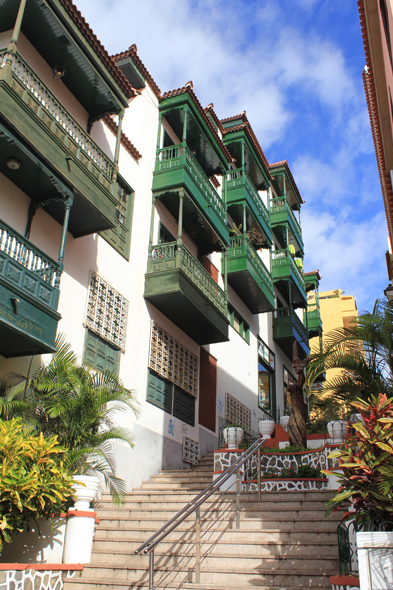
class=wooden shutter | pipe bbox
[147,370,172,413]
[84,330,120,375]
[173,386,195,426]
[199,348,217,432]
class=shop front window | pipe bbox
[258,338,275,417]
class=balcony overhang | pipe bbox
[144,243,229,345]
[160,95,229,177]
[273,309,309,360]
[0,120,115,237]
[223,132,270,190]
[1,0,130,118]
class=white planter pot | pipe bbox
[280,416,290,432]
[63,512,96,564]
[327,420,349,444]
[72,475,100,511]
[223,427,244,449]
[357,531,393,590]
[0,517,66,564]
[258,419,275,439]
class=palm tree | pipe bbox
[307,298,393,415]
[5,336,140,502]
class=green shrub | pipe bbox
[0,418,75,553]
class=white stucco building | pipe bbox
[0,0,319,490]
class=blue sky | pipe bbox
[76,0,386,313]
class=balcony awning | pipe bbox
[0,122,115,236]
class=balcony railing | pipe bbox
[228,236,273,293]
[156,144,226,225]
[148,241,227,315]
[274,306,308,343]
[270,196,303,245]
[0,50,115,190]
[271,248,304,287]
[306,303,320,319]
[0,219,61,310]
[225,169,270,228]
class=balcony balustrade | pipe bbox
[144,241,228,344]
[226,236,274,313]
[273,306,309,359]
[153,144,229,246]
[0,51,118,235]
[304,303,323,338]
[0,220,61,356]
[271,248,307,308]
[270,196,304,254]
[225,169,272,245]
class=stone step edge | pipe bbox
[90,550,338,561]
[93,538,337,546]
[82,563,338,573]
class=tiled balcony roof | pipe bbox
[60,0,137,99]
[113,44,161,99]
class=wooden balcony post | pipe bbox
[177,191,184,246]
[223,249,227,293]
[182,106,188,143]
[57,195,74,265]
[113,110,124,179]
[241,141,245,168]
[148,197,156,253]
[1,0,27,83]
[243,204,247,234]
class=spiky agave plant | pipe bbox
[5,335,140,503]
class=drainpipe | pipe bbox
[1,0,27,83]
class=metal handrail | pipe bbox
[135,437,266,589]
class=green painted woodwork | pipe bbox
[159,97,229,176]
[270,196,304,255]
[223,131,270,189]
[117,57,146,90]
[228,303,250,344]
[0,219,61,357]
[144,242,229,345]
[0,0,128,117]
[101,180,134,260]
[0,51,118,236]
[273,306,310,360]
[226,236,274,314]
[83,329,120,376]
[225,169,272,246]
[153,145,229,246]
[304,271,320,293]
[303,304,323,339]
[271,248,307,308]
[173,386,195,426]
[270,167,302,211]
[147,370,172,414]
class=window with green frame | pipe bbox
[228,304,250,344]
[100,175,134,260]
[83,329,121,376]
[147,369,195,426]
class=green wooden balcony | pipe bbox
[304,303,323,339]
[270,196,304,255]
[273,306,309,359]
[271,248,307,308]
[152,145,229,247]
[144,241,229,345]
[0,220,61,357]
[225,169,272,246]
[0,51,118,237]
[226,236,274,314]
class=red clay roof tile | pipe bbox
[112,44,161,99]
[59,0,136,100]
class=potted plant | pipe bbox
[327,418,349,443]
[258,415,275,438]
[223,424,244,449]
[324,394,393,588]
[0,418,75,562]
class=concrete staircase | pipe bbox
[64,452,342,590]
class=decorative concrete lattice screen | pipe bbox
[225,392,252,434]
[183,436,200,464]
[149,322,198,397]
[84,271,129,352]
